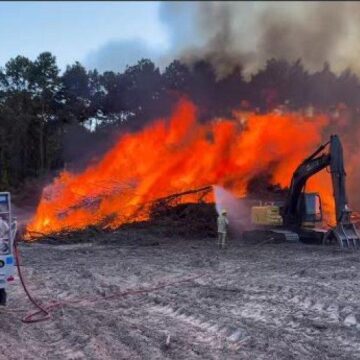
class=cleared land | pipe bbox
[0,228,360,360]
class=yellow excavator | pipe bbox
[243,134,360,249]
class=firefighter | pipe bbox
[217,209,229,249]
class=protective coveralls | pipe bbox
[217,210,229,249]
[0,217,10,254]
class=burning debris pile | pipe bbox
[124,186,217,238]
[27,186,216,242]
[26,99,347,239]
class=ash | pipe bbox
[1,227,360,360]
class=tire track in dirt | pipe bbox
[5,236,360,359]
[140,262,360,358]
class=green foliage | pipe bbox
[0,52,360,189]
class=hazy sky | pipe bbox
[0,1,168,70]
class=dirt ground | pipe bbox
[0,228,359,360]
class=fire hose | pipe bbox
[13,237,203,324]
[14,238,53,323]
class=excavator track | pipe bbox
[270,230,300,243]
[242,229,299,244]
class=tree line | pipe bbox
[1,52,360,190]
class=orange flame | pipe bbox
[26,99,333,237]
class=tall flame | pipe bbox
[26,99,332,237]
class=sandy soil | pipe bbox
[0,229,359,360]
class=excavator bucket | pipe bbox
[324,223,360,249]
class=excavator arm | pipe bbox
[282,135,360,248]
[328,135,350,224]
[282,149,330,226]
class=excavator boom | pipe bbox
[329,135,349,223]
[282,134,360,248]
[244,134,360,249]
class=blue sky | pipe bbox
[0,1,169,70]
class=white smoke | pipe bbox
[84,39,165,73]
[213,185,252,233]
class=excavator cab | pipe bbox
[244,135,360,249]
[299,192,322,227]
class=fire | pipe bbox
[26,99,333,237]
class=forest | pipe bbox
[1,52,360,190]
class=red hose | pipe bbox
[14,239,203,324]
[14,240,54,323]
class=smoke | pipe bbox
[84,39,165,73]
[159,2,360,77]
[213,185,252,234]
[83,2,360,76]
